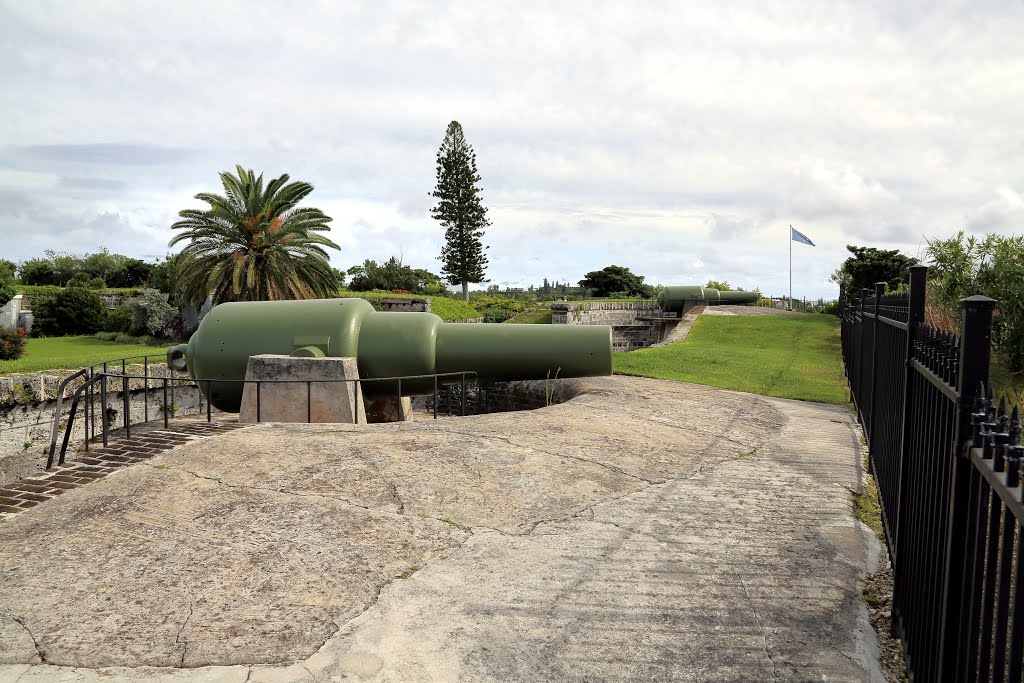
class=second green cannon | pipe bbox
[167,297,612,412]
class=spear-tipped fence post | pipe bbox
[939,294,995,680]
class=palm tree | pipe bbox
[169,165,340,306]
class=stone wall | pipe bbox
[380,297,431,313]
[15,290,138,313]
[550,301,677,351]
[378,297,482,322]
[0,295,33,333]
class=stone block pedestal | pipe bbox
[239,355,366,424]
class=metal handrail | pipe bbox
[45,368,89,466]
[45,363,485,469]
[47,373,108,469]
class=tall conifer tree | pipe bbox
[431,121,490,302]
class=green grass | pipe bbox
[335,291,480,321]
[0,336,174,375]
[613,314,848,404]
[503,309,552,324]
[427,296,481,321]
[853,472,884,538]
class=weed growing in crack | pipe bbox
[440,517,470,531]
[399,565,420,579]
[544,367,562,406]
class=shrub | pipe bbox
[479,307,512,323]
[104,304,134,333]
[481,305,516,323]
[423,282,449,297]
[0,328,27,360]
[94,331,170,346]
[820,301,839,316]
[127,288,175,337]
[32,288,106,337]
[67,272,91,288]
[926,231,1024,371]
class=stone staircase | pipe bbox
[0,421,249,519]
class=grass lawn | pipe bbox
[335,291,480,321]
[503,309,552,324]
[0,336,173,375]
[614,314,848,404]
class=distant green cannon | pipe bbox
[656,286,758,314]
[167,298,612,412]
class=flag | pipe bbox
[791,226,815,246]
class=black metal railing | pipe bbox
[46,363,488,470]
[843,266,1024,681]
[960,385,1024,682]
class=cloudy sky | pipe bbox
[1,1,1023,298]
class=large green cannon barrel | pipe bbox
[657,286,757,313]
[717,290,758,304]
[167,298,611,412]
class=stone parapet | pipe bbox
[551,300,675,350]
[380,297,431,313]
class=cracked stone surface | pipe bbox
[0,376,882,682]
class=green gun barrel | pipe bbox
[657,286,757,313]
[167,298,611,412]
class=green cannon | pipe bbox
[657,286,758,314]
[167,298,612,412]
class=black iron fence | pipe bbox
[842,267,1023,681]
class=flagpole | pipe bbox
[788,225,792,311]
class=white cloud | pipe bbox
[1,0,1023,297]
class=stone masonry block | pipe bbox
[239,355,366,424]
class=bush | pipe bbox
[94,331,170,346]
[104,304,134,333]
[127,288,175,337]
[475,299,525,322]
[423,282,449,297]
[481,306,516,323]
[927,231,1024,371]
[0,328,27,360]
[32,288,106,337]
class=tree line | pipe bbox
[832,235,1024,373]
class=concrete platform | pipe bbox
[0,376,881,682]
